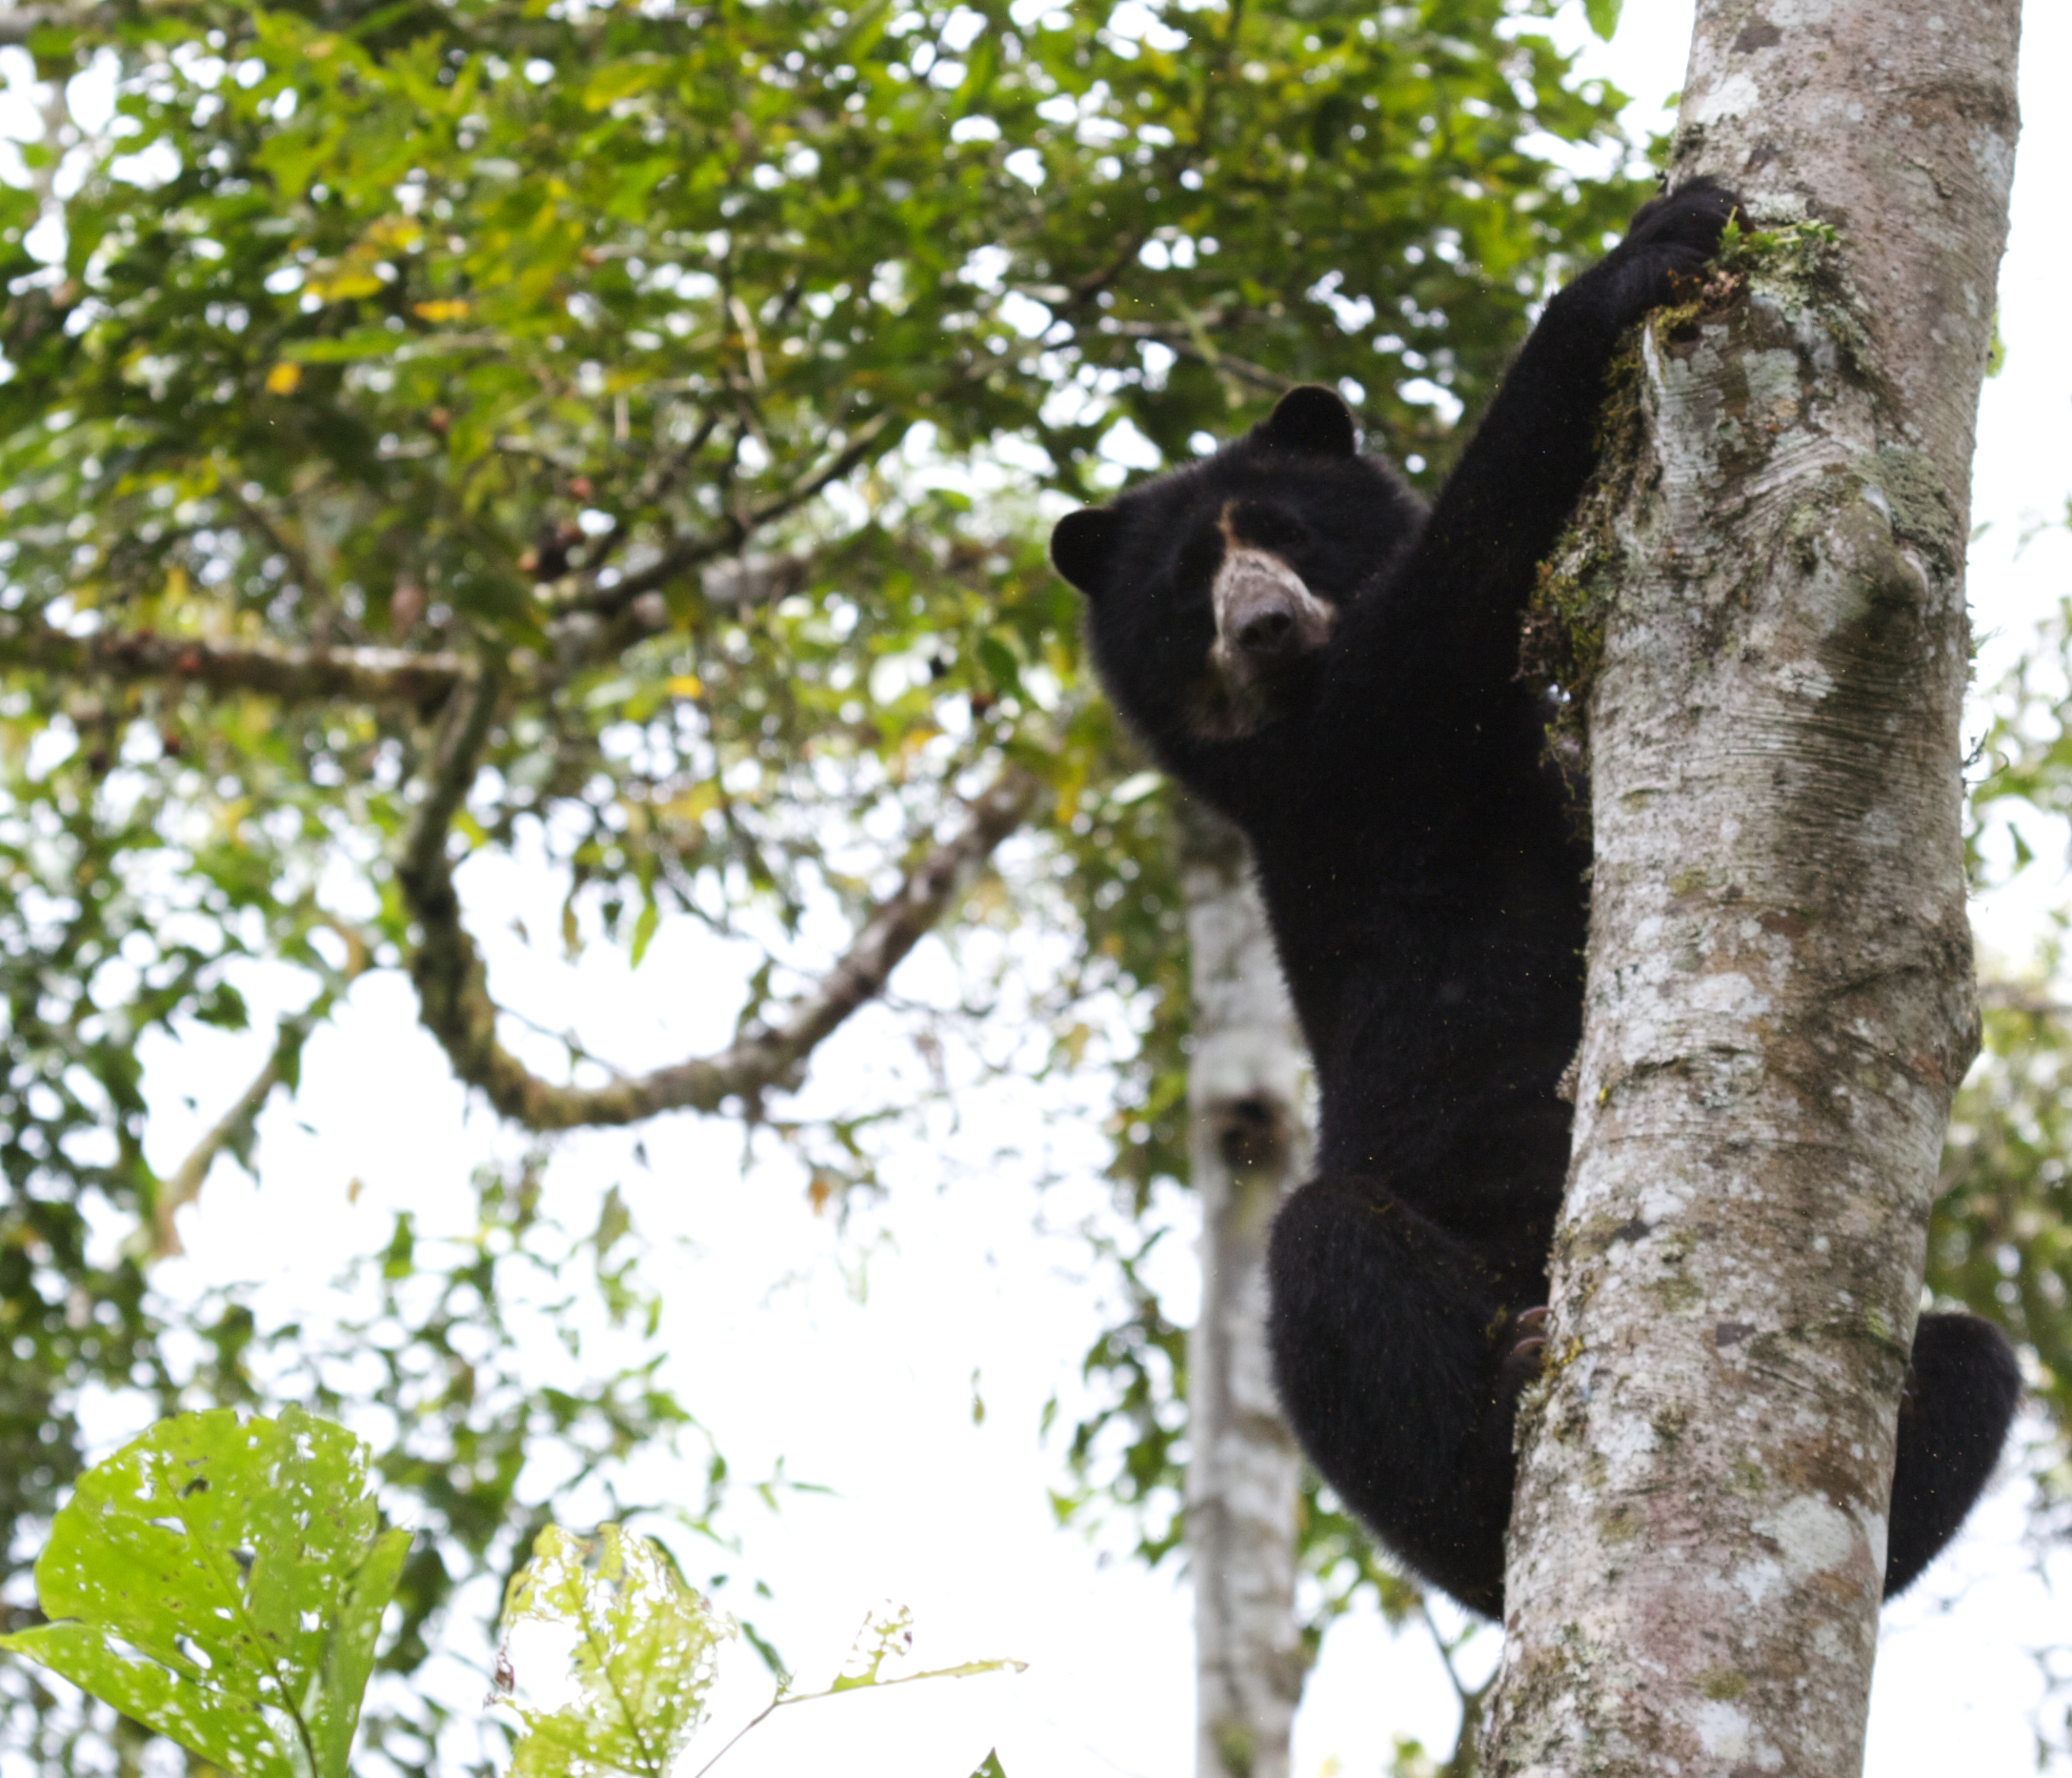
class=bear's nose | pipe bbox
[1238,605,1297,656]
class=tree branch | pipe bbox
[224,485,332,605]
[1157,335,1298,396]
[0,620,470,706]
[1,543,813,708]
[0,3,111,46]
[1976,981,2072,1019]
[581,410,895,617]
[150,924,375,1260]
[397,728,1044,1129]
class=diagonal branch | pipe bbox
[581,410,896,617]
[149,924,376,1261]
[396,695,1043,1128]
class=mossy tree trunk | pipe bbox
[1482,1,2022,1772]
[1180,799,1311,1778]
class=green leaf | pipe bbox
[1583,0,1623,40]
[500,1525,728,1778]
[0,1407,408,1778]
[976,636,1024,697]
[580,58,669,111]
[281,331,412,364]
[0,1622,291,1776]
[969,1754,1008,1778]
[312,1523,412,1778]
[630,890,659,968]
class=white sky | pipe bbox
[14,2,2072,1774]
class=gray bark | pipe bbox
[1180,799,1310,1778]
[1482,2,2022,1773]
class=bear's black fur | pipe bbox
[1050,178,2020,1615]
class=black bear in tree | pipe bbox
[1049,179,2019,1616]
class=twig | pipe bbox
[151,923,376,1259]
[1420,1597,1496,1778]
[581,412,895,617]
[1977,982,2072,1018]
[223,486,332,605]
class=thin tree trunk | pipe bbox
[1483,2,2021,1772]
[1180,798,1310,1778]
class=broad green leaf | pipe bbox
[970,1754,1009,1778]
[0,1621,291,1777]
[1584,0,1625,40]
[501,1525,727,1778]
[0,1407,409,1778]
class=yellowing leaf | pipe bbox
[660,781,720,824]
[365,215,424,251]
[413,299,473,322]
[664,675,704,697]
[306,270,385,302]
[265,362,303,394]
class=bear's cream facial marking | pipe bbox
[1176,509,1338,742]
[1209,545,1337,690]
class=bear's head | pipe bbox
[1050,386,1420,749]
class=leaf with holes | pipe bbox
[500,1525,729,1778]
[0,1407,410,1778]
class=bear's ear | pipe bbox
[1051,506,1125,596]
[1261,385,1358,458]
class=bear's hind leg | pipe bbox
[1884,1310,2021,1598]
[1266,1174,1543,1616]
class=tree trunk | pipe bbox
[1180,798,1310,1778]
[1483,2,2022,1772]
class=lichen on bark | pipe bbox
[1482,0,2022,1771]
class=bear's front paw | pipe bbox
[1595,178,1746,326]
[1625,177,1744,256]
